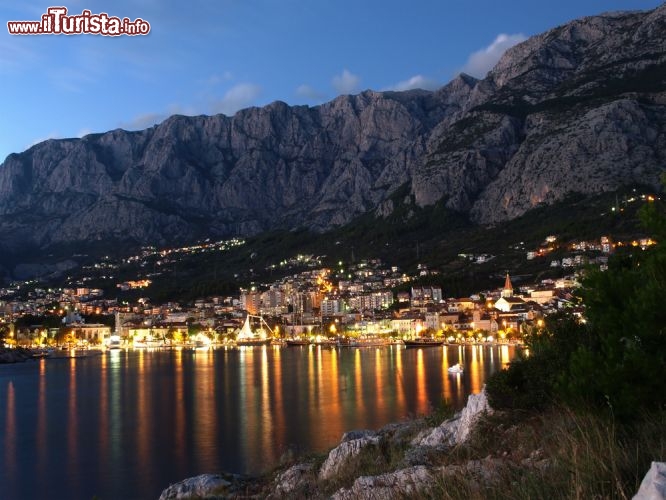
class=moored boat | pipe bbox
[285,338,310,346]
[448,363,464,374]
[235,315,273,347]
[403,337,444,347]
[337,335,390,347]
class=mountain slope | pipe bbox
[0,5,665,262]
[415,6,666,222]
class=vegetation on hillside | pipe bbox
[481,191,666,497]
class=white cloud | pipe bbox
[458,33,527,78]
[332,69,360,94]
[201,71,234,86]
[386,75,439,91]
[77,128,93,138]
[213,83,261,116]
[296,84,326,102]
[120,112,167,130]
[26,132,60,150]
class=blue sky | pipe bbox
[0,0,662,162]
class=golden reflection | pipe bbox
[395,346,405,410]
[239,347,259,468]
[470,346,481,393]
[329,347,339,415]
[354,349,363,412]
[271,346,285,453]
[109,349,122,470]
[259,347,275,466]
[500,345,510,366]
[375,349,385,414]
[98,352,108,473]
[136,347,149,471]
[415,349,427,415]
[194,345,216,470]
[173,347,186,470]
[5,381,16,479]
[442,347,452,402]
[67,359,78,471]
[316,346,324,404]
[36,360,47,475]
[308,346,315,406]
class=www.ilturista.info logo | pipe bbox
[7,6,150,36]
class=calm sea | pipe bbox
[0,344,515,500]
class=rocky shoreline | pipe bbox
[159,389,665,499]
[0,347,36,364]
[158,390,503,499]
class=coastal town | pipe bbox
[0,223,652,353]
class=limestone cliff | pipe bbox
[1,5,664,258]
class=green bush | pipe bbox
[486,351,554,411]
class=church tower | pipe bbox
[501,272,513,298]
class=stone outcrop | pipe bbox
[158,474,231,500]
[330,465,439,500]
[159,387,577,499]
[158,472,264,500]
[271,462,316,496]
[633,462,666,500]
[1,5,666,266]
[331,457,505,500]
[412,386,492,448]
[318,434,380,480]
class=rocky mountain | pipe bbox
[1,5,665,261]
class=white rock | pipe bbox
[412,386,492,448]
[412,417,460,448]
[332,457,504,499]
[456,387,492,444]
[319,436,380,480]
[273,462,315,495]
[331,466,438,500]
[633,462,666,500]
[341,429,376,442]
[159,473,230,500]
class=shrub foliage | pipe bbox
[487,197,666,421]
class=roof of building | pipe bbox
[504,272,513,292]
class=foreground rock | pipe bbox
[633,462,666,500]
[271,462,316,497]
[160,388,493,499]
[318,433,380,480]
[159,473,261,500]
[331,457,505,500]
[412,386,492,448]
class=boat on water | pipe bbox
[235,315,272,347]
[31,348,54,359]
[403,337,444,347]
[313,337,337,347]
[337,335,390,347]
[448,363,464,374]
[285,338,310,346]
[51,347,102,359]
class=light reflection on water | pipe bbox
[0,344,515,499]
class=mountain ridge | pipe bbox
[1,4,665,265]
